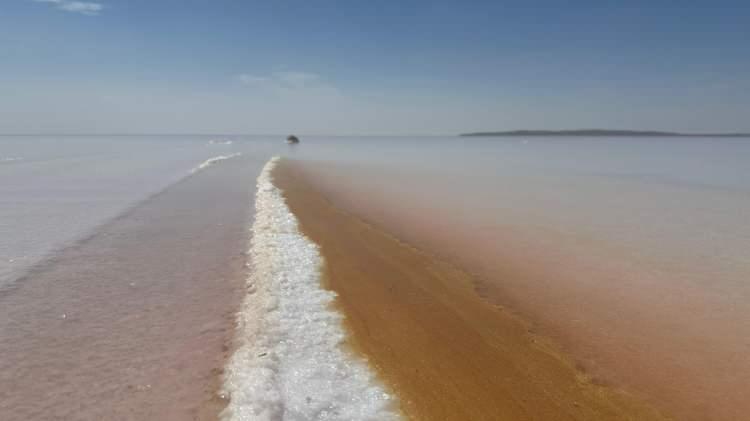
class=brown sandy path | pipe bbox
[274,160,669,421]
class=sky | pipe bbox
[1,0,748,135]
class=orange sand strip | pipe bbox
[274,160,669,421]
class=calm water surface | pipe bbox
[286,136,750,421]
[2,135,749,420]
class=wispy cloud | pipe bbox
[33,0,104,16]
[274,71,320,88]
[237,71,323,89]
[234,71,348,123]
[237,74,270,85]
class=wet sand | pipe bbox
[0,156,263,420]
[274,160,668,421]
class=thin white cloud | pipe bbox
[233,71,347,124]
[237,74,270,85]
[274,71,320,88]
[33,0,103,16]
[237,71,323,89]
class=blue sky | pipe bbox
[1,0,748,134]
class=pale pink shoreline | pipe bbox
[289,158,750,421]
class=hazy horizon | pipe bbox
[2,128,750,137]
[2,1,748,135]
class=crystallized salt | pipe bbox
[221,157,400,421]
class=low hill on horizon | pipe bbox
[461,129,750,137]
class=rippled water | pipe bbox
[0,135,264,287]
[0,136,277,420]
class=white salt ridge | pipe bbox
[191,153,242,174]
[221,157,400,421]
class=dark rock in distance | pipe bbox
[286,135,300,144]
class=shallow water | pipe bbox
[0,136,279,420]
[0,135,278,287]
[3,134,749,419]
[285,136,750,421]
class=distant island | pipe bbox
[461,129,750,137]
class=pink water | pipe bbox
[0,156,263,420]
